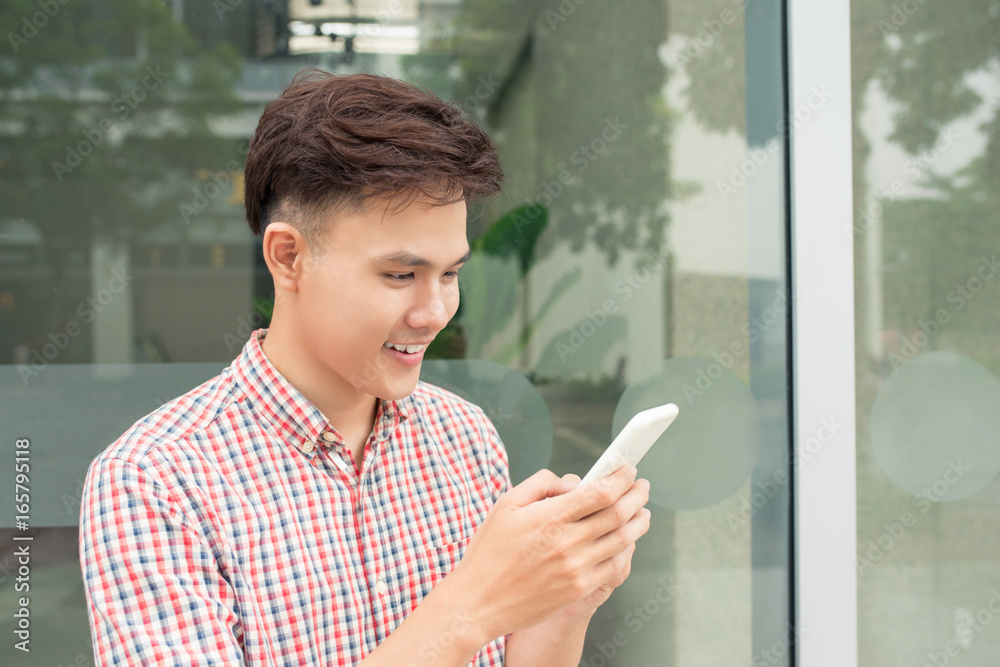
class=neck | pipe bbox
[259,319,378,446]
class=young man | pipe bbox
[79,71,651,666]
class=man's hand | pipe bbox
[554,472,647,619]
[449,465,651,643]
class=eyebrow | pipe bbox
[374,249,471,269]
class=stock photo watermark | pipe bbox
[844,127,960,241]
[455,75,501,117]
[410,609,477,664]
[179,160,243,224]
[727,416,844,532]
[935,589,1000,666]
[51,64,170,181]
[7,0,71,54]
[11,437,33,652]
[535,0,590,37]
[680,288,789,404]
[504,115,629,238]
[877,0,931,36]
[753,623,807,667]
[579,577,682,667]
[717,85,833,202]
[855,459,971,574]
[554,245,668,363]
[659,0,758,70]
[884,255,999,369]
[16,266,135,384]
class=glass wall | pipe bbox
[0,0,792,664]
[851,0,1000,664]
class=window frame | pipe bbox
[786,0,859,664]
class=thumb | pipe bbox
[504,469,566,508]
[561,473,582,490]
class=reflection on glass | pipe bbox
[852,0,1000,663]
[1,0,792,664]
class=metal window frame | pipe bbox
[786,0,858,665]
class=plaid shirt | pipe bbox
[80,329,510,666]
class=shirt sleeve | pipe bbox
[477,413,512,503]
[79,456,246,666]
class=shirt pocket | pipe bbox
[395,533,472,616]
[427,534,471,579]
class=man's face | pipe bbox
[295,196,469,401]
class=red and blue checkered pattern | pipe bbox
[80,329,510,665]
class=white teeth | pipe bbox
[384,342,426,354]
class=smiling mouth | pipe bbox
[383,342,428,354]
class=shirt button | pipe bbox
[322,432,336,443]
[376,578,388,595]
[301,442,314,454]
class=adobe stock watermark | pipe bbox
[535,0,589,37]
[455,74,501,118]
[681,288,789,404]
[407,609,477,666]
[753,623,807,667]
[16,266,135,384]
[884,255,999,370]
[661,4,740,70]
[533,116,629,205]
[726,416,844,532]
[179,160,243,224]
[877,0,931,36]
[51,64,170,181]
[843,127,960,241]
[7,0,71,54]
[580,576,682,667]
[931,589,1000,666]
[350,0,406,50]
[717,85,832,202]
[554,245,669,363]
[525,470,644,566]
[855,459,971,574]
[504,115,629,237]
[60,473,90,519]
[214,0,246,19]
[222,311,268,353]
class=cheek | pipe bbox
[446,284,461,317]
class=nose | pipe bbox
[406,284,454,332]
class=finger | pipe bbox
[556,465,637,523]
[504,469,567,508]
[577,478,650,540]
[561,473,582,489]
[591,542,636,592]
[588,507,651,566]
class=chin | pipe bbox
[374,375,422,401]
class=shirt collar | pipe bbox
[232,328,409,459]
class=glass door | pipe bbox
[0,1,795,664]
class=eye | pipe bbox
[443,269,460,280]
[385,273,413,282]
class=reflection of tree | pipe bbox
[850,0,1000,371]
[881,159,1000,364]
[671,0,999,371]
[666,0,746,137]
[452,0,672,266]
[0,0,242,333]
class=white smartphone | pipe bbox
[580,403,679,485]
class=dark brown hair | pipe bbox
[244,69,504,247]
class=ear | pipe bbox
[262,223,310,293]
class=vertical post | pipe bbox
[787,0,858,664]
[90,238,134,370]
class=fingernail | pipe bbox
[629,465,638,478]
